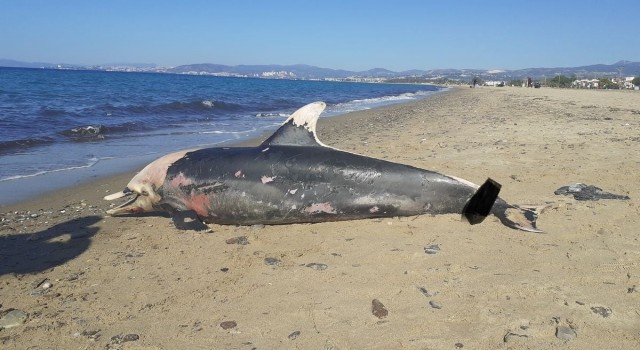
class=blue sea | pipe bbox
[0,67,442,205]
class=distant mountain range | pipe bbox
[1,58,639,81]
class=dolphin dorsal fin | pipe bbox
[261,101,326,147]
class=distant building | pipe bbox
[572,79,600,89]
[483,80,505,87]
[624,77,636,89]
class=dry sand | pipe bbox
[1,86,639,349]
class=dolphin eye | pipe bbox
[141,190,149,196]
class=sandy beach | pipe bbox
[1,86,639,349]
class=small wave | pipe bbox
[200,128,257,135]
[60,125,105,141]
[0,137,55,155]
[0,157,100,182]
[328,90,437,115]
[59,122,151,141]
[112,99,244,116]
[39,107,67,117]
[255,112,288,118]
[349,90,433,104]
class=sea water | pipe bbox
[0,67,442,205]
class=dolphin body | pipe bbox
[105,102,541,232]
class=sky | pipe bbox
[1,0,639,72]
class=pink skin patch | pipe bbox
[304,202,337,214]
[369,206,380,213]
[235,170,243,178]
[261,176,276,184]
[188,193,211,217]
[170,172,193,188]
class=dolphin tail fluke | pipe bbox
[462,178,502,225]
[494,204,545,233]
[462,178,544,233]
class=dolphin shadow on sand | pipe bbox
[0,215,101,276]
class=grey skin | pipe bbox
[105,102,541,232]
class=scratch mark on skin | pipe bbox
[170,172,193,188]
[369,206,380,213]
[262,147,270,152]
[261,176,276,184]
[304,202,337,214]
[289,189,298,194]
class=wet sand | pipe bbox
[1,86,639,349]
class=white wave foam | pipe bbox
[200,128,257,135]
[326,90,437,116]
[0,157,101,182]
[255,112,288,118]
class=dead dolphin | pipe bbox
[105,102,542,232]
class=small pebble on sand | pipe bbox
[0,309,28,329]
[264,257,281,266]
[226,236,249,245]
[220,321,237,330]
[424,244,440,255]
[371,299,388,319]
[306,263,328,271]
[591,306,612,318]
[556,326,577,341]
[429,300,442,309]
[288,330,301,340]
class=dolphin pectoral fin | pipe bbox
[170,210,209,231]
[496,205,545,233]
[462,178,501,225]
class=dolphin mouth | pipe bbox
[104,188,139,215]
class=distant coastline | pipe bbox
[2,58,639,84]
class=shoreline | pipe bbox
[1,86,639,349]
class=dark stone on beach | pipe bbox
[371,299,388,319]
[554,183,630,201]
[419,287,437,297]
[264,257,281,266]
[306,263,328,271]
[455,342,464,349]
[110,333,140,344]
[591,306,612,318]
[220,267,229,272]
[555,326,577,341]
[226,236,249,245]
[288,330,301,340]
[424,244,440,255]
[429,300,442,309]
[220,321,237,330]
[80,329,101,341]
[503,332,528,343]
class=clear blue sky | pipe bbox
[2,0,638,71]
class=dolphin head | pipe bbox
[104,149,194,215]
